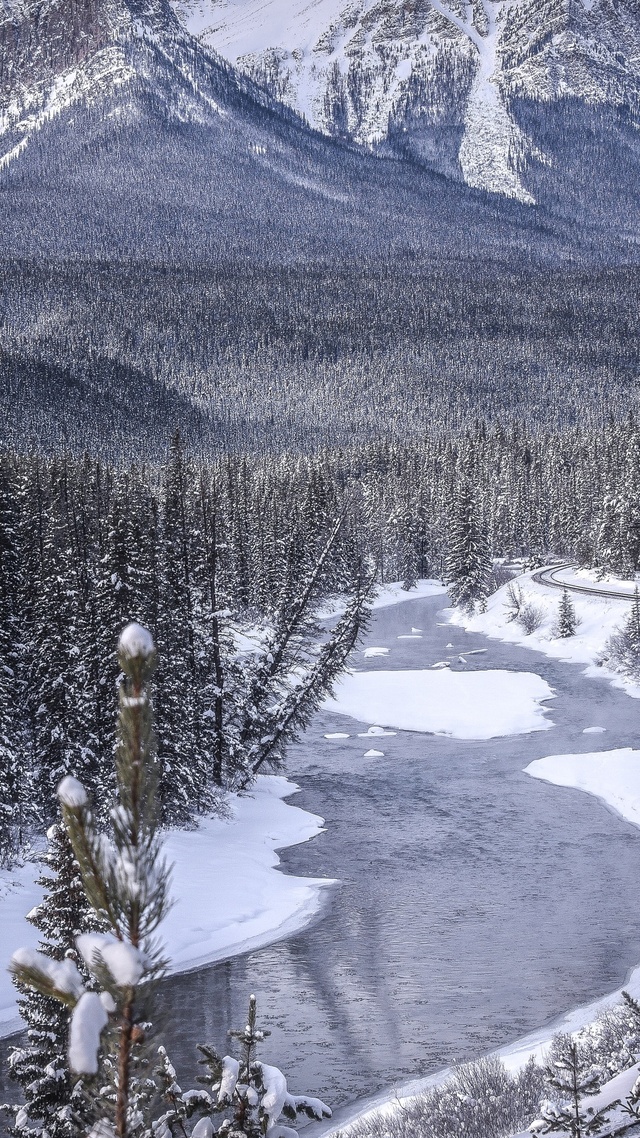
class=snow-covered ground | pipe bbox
[0,776,331,1038]
[449,567,640,697]
[324,668,555,739]
[525,747,640,832]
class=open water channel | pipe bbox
[3,593,640,1130]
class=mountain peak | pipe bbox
[171,0,640,201]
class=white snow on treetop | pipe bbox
[118,621,155,659]
[57,775,88,808]
[10,947,85,998]
[77,933,145,987]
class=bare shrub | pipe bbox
[334,1055,544,1138]
[504,581,525,623]
[516,602,545,635]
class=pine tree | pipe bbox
[151,996,331,1138]
[556,589,578,639]
[10,624,331,1138]
[601,587,640,680]
[11,623,171,1138]
[445,477,492,613]
[532,1035,615,1137]
[0,455,23,860]
[7,823,101,1138]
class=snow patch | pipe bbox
[525,748,640,829]
[325,669,555,739]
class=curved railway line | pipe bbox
[532,563,638,602]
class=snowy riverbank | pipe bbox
[0,776,330,1038]
[449,566,640,697]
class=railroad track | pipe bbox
[531,563,638,602]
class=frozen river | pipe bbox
[158,595,640,1124]
[3,593,640,1128]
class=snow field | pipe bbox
[0,776,331,1038]
[449,567,640,697]
[324,668,555,739]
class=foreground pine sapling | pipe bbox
[169,995,331,1138]
[10,623,331,1138]
[10,622,171,1138]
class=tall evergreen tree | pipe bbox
[445,477,491,613]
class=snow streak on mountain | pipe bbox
[172,0,640,200]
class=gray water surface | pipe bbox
[3,596,640,1127]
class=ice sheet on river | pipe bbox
[525,748,640,828]
[324,669,555,739]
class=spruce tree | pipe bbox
[532,1035,615,1136]
[0,455,23,860]
[7,823,101,1138]
[445,477,492,613]
[10,624,331,1138]
[556,589,578,639]
[11,623,171,1138]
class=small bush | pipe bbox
[504,581,525,623]
[334,1055,544,1138]
[516,602,545,635]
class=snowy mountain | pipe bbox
[170,0,640,201]
[0,0,302,170]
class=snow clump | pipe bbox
[118,622,155,658]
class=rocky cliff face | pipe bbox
[171,0,640,200]
[0,0,254,168]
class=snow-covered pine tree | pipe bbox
[157,433,208,824]
[601,587,640,681]
[231,522,373,788]
[6,822,101,1138]
[531,1034,615,1136]
[28,467,82,815]
[0,455,23,861]
[445,476,492,613]
[555,589,578,639]
[152,996,331,1138]
[10,624,331,1138]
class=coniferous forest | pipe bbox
[3,412,640,861]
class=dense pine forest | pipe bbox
[2,413,640,861]
[2,264,639,455]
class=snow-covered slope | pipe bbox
[171,0,640,200]
[0,0,299,169]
